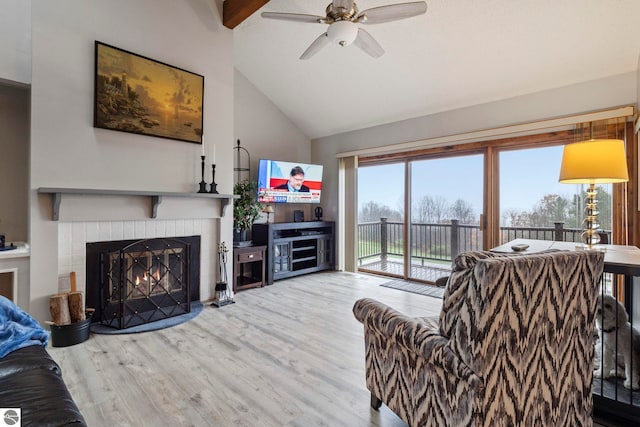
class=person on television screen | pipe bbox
[275,166,310,192]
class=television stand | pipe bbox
[252,221,335,285]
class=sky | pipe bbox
[358,145,601,220]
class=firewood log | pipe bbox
[70,271,77,292]
[49,293,71,325]
[68,291,85,322]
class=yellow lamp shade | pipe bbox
[559,139,629,184]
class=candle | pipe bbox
[201,143,205,156]
[213,144,216,164]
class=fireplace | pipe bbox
[86,236,200,329]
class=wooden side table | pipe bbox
[233,245,266,292]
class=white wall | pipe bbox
[0,0,30,242]
[0,84,29,242]
[234,69,313,223]
[312,72,638,223]
[26,0,234,322]
[0,0,30,85]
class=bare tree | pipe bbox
[395,195,405,221]
[430,195,449,223]
[449,199,476,224]
[413,195,449,223]
[359,201,401,222]
[502,209,531,227]
[413,196,430,223]
[529,194,570,227]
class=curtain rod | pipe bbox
[336,105,635,159]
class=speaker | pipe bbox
[314,206,323,221]
[294,210,304,222]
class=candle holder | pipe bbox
[209,164,219,194]
[197,155,208,193]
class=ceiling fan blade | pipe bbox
[354,28,385,58]
[261,12,327,24]
[356,1,427,24]
[300,33,330,60]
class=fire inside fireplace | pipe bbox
[86,236,200,329]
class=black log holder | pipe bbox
[198,155,208,193]
[47,310,94,347]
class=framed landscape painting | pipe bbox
[94,41,204,144]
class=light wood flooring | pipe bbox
[49,271,615,427]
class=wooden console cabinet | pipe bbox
[252,221,335,285]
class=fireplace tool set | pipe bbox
[212,241,234,307]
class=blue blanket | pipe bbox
[0,295,49,358]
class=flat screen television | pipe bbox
[257,159,323,203]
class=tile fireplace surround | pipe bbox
[57,219,218,303]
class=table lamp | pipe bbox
[559,139,628,247]
[263,205,274,224]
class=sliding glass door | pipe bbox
[357,154,484,282]
[409,155,484,282]
[357,162,405,276]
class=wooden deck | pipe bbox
[358,259,452,283]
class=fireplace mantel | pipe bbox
[38,187,237,221]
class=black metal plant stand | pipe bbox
[234,139,250,183]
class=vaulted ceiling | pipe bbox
[230,0,640,139]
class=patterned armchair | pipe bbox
[353,249,604,426]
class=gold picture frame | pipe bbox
[94,41,204,144]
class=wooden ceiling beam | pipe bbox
[223,0,270,29]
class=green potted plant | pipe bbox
[233,181,261,243]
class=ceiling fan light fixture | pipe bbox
[263,1,427,59]
[327,20,358,47]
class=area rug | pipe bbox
[380,280,445,299]
[90,301,204,335]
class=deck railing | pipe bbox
[357,218,609,266]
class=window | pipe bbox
[354,121,631,282]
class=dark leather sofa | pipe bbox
[0,345,86,426]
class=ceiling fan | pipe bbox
[261,1,427,59]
